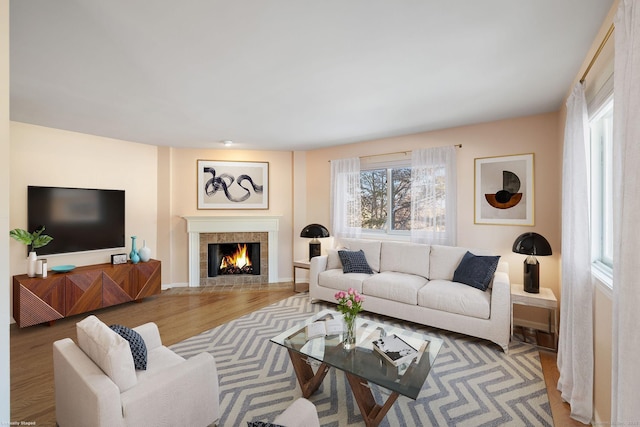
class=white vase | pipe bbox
[138,240,151,262]
[27,251,38,278]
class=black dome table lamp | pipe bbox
[300,224,330,260]
[512,232,552,293]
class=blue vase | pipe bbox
[130,236,140,264]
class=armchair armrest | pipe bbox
[53,338,124,427]
[274,397,320,427]
[120,352,220,427]
[133,322,162,350]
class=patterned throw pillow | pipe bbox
[452,251,501,291]
[338,249,373,274]
[109,324,148,370]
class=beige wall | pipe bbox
[305,112,562,327]
[9,122,159,320]
[160,148,294,285]
[1,0,11,420]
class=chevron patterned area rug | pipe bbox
[170,294,552,426]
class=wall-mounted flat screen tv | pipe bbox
[28,186,125,256]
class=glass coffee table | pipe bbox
[270,310,443,427]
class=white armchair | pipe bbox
[53,315,220,427]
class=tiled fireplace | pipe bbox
[184,216,280,287]
[201,232,267,285]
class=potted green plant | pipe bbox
[10,226,53,277]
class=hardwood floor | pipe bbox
[10,285,584,426]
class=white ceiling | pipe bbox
[10,1,613,151]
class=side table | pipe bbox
[511,283,558,349]
[293,259,311,292]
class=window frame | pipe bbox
[589,96,614,286]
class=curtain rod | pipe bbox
[358,144,462,161]
[580,23,615,84]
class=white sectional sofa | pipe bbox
[309,238,510,352]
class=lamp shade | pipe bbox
[512,232,552,256]
[300,224,330,239]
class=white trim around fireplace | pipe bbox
[184,216,281,286]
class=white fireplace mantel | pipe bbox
[183,216,281,286]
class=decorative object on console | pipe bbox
[129,236,140,264]
[300,224,330,260]
[512,232,552,293]
[36,258,48,278]
[9,226,53,277]
[111,253,128,265]
[334,288,364,350]
[51,265,76,273]
[138,240,151,262]
[474,153,534,226]
[197,160,269,209]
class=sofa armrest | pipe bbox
[120,352,220,427]
[133,322,162,350]
[309,255,328,288]
[53,338,124,427]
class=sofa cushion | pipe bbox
[338,238,381,272]
[318,269,367,293]
[429,245,472,280]
[453,251,501,291]
[379,241,430,278]
[110,324,148,370]
[326,249,343,270]
[362,272,427,305]
[338,250,373,274]
[417,280,491,319]
[76,315,137,391]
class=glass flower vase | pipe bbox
[343,314,357,350]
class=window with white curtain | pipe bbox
[356,147,456,245]
[589,97,614,279]
[360,160,412,235]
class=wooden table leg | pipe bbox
[287,349,330,398]
[345,372,399,427]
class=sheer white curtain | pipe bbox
[612,1,640,424]
[410,146,457,245]
[330,158,362,239]
[557,82,593,424]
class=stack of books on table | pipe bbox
[372,334,420,367]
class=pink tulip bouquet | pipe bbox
[334,288,364,318]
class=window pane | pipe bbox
[589,99,613,271]
[391,168,412,230]
[601,106,613,266]
[360,169,387,230]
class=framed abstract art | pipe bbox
[197,160,269,209]
[474,153,534,226]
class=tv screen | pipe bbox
[28,186,125,255]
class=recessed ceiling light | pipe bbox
[222,140,233,147]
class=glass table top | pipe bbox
[270,309,443,400]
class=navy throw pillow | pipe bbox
[452,251,500,291]
[110,324,148,370]
[338,249,373,274]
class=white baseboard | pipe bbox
[162,282,188,290]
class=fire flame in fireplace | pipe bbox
[220,243,252,272]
